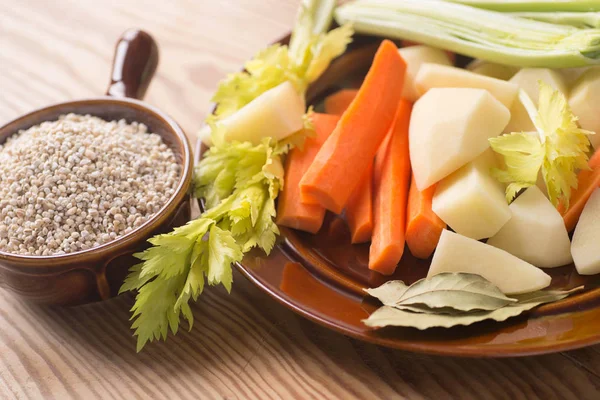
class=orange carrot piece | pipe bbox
[345,130,392,244]
[374,132,392,183]
[276,113,340,233]
[369,100,413,275]
[324,89,358,115]
[405,176,446,259]
[558,148,600,232]
[589,148,600,170]
[345,164,374,243]
[300,40,406,214]
[561,174,600,233]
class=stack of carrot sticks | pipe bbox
[277,40,447,275]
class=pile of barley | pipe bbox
[0,113,180,256]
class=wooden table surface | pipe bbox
[1,1,600,399]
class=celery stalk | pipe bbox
[335,0,600,67]
[508,12,600,28]
[444,1,600,12]
[289,0,336,59]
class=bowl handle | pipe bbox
[106,29,159,100]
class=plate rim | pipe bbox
[234,257,600,357]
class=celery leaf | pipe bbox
[210,19,352,119]
[490,81,593,207]
[122,140,285,351]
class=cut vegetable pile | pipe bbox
[122,0,600,348]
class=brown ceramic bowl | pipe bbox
[0,29,193,306]
[199,33,600,357]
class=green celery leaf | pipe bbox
[119,263,151,293]
[122,137,285,351]
[136,236,194,280]
[305,23,354,83]
[208,21,352,120]
[207,225,243,292]
[490,81,593,206]
[174,239,209,318]
[130,274,186,352]
[536,81,593,208]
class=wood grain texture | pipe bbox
[1,0,600,399]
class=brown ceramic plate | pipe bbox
[204,34,600,357]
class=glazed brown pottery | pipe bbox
[199,33,600,357]
[0,29,193,306]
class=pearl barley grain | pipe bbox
[0,114,180,256]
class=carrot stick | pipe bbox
[369,100,413,275]
[324,89,358,115]
[276,113,339,233]
[345,129,392,244]
[300,40,406,214]
[589,148,600,170]
[405,176,446,259]
[374,133,392,183]
[345,164,374,243]
[559,148,600,232]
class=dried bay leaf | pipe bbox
[366,273,515,312]
[510,286,584,304]
[364,280,409,306]
[396,273,516,311]
[364,301,545,329]
[363,274,585,330]
[392,304,466,315]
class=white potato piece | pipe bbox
[414,64,519,108]
[510,68,568,105]
[466,60,518,81]
[409,88,510,190]
[504,68,567,134]
[432,150,511,240]
[398,45,452,103]
[569,68,600,149]
[571,189,600,275]
[197,124,212,146]
[197,81,305,146]
[428,230,552,295]
[560,67,590,87]
[503,95,536,133]
[487,186,572,268]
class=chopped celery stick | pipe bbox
[508,12,600,28]
[445,0,600,12]
[335,0,600,67]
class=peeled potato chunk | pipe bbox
[414,63,519,108]
[560,67,590,87]
[428,230,552,295]
[409,88,510,190]
[504,68,567,134]
[510,68,568,105]
[503,94,536,134]
[398,45,452,103]
[487,186,572,268]
[569,68,600,149]
[466,60,518,81]
[432,150,511,240]
[197,81,305,146]
[572,188,600,275]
